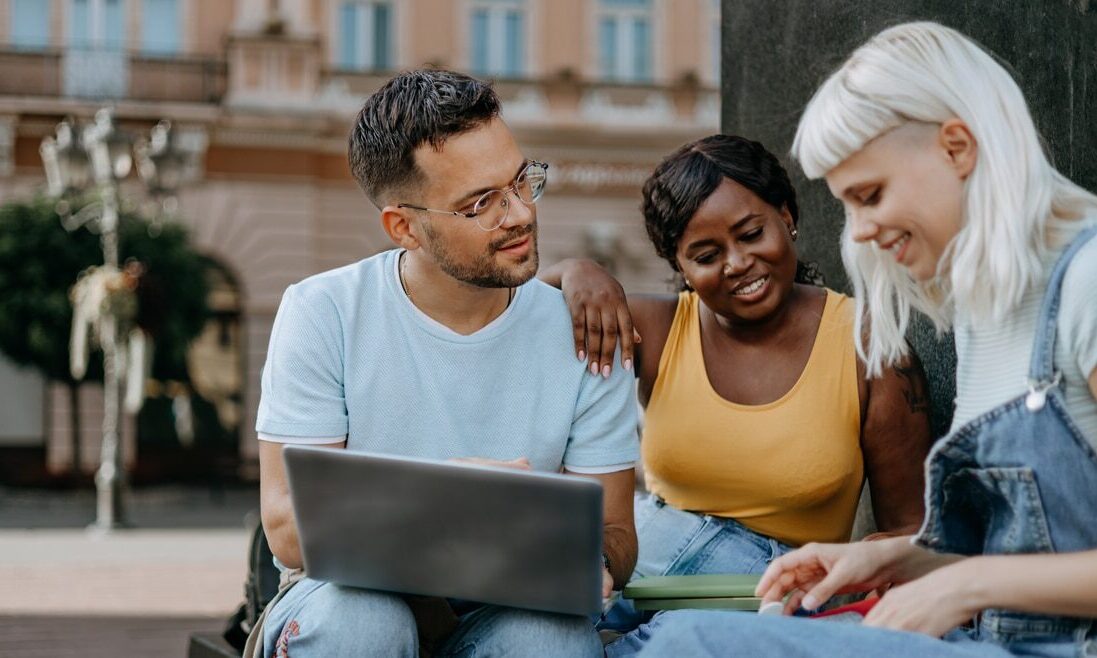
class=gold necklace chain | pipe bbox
[399,251,514,307]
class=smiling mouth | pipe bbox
[732,275,768,296]
[492,228,535,253]
[498,237,528,250]
[880,233,911,257]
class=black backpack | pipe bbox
[223,518,281,652]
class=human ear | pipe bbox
[672,259,692,289]
[381,206,421,250]
[938,119,978,180]
[779,204,795,233]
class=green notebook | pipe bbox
[623,575,764,611]
[623,574,763,600]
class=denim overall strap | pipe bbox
[912,224,1097,653]
[1024,225,1097,410]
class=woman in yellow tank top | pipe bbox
[543,135,932,655]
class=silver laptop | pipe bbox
[283,445,604,616]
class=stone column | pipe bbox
[720,0,1097,438]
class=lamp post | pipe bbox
[40,108,186,531]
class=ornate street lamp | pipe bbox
[135,119,188,226]
[136,119,185,196]
[40,118,91,198]
[40,108,188,531]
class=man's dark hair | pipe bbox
[348,69,501,208]
[640,134,821,286]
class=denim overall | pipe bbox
[628,228,1097,657]
[914,225,1097,654]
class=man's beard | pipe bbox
[419,221,539,287]
[420,222,539,288]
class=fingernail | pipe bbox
[758,601,784,616]
[590,362,599,375]
[578,350,586,361]
[602,365,611,378]
[624,358,633,371]
[802,595,818,610]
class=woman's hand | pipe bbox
[863,558,982,637]
[756,537,938,614]
[557,259,639,377]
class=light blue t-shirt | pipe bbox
[256,249,640,472]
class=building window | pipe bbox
[11,0,51,49]
[141,0,180,56]
[469,0,526,78]
[337,1,393,71]
[597,0,652,83]
[69,0,126,50]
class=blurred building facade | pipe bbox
[0,0,720,482]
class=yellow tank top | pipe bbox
[643,289,863,546]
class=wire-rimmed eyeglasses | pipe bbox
[397,161,548,231]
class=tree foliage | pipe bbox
[0,198,210,386]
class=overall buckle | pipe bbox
[1025,371,1062,412]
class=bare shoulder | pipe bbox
[627,294,679,346]
[627,294,679,402]
[815,287,868,408]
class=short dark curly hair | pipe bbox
[348,69,501,208]
[640,134,801,274]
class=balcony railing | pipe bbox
[322,68,719,129]
[63,48,129,99]
[0,48,226,104]
[129,54,226,103]
[0,49,61,97]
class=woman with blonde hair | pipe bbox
[636,21,1097,658]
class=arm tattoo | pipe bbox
[895,364,929,415]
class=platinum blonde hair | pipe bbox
[793,21,1097,376]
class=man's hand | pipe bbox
[450,457,531,470]
[602,567,613,599]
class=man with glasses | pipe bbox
[253,69,640,657]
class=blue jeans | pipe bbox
[601,494,793,656]
[261,577,602,657]
[633,610,1095,658]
